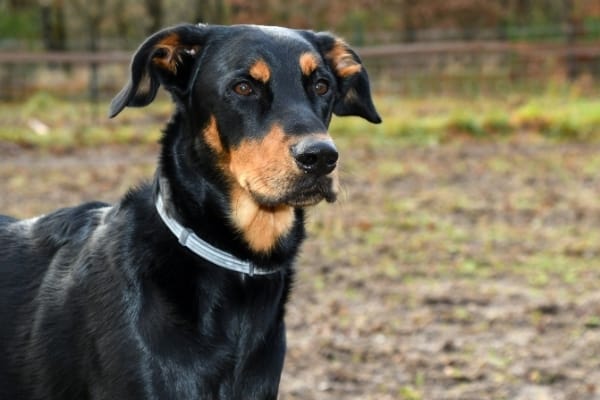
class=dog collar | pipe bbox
[155,193,277,276]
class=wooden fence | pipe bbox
[1,41,599,100]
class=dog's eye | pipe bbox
[233,82,254,96]
[314,80,329,96]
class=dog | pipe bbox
[0,23,380,399]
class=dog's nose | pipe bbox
[292,138,338,176]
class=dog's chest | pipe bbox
[132,275,288,398]
[141,321,284,398]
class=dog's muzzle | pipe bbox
[283,136,339,206]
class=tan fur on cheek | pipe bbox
[202,115,223,154]
[225,125,298,253]
[230,185,294,253]
[228,126,296,198]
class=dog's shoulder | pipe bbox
[0,201,111,255]
[0,215,18,230]
[34,201,112,247]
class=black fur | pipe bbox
[0,24,380,400]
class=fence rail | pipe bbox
[1,41,599,100]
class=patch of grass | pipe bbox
[399,385,423,400]
[482,111,512,135]
[447,111,485,137]
[332,94,600,143]
[514,254,593,288]
[0,93,169,149]
[584,316,600,329]
[512,97,600,140]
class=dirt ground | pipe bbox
[1,135,600,400]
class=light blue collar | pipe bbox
[155,193,278,276]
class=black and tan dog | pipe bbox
[0,24,380,399]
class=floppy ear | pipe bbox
[109,24,207,118]
[316,33,381,124]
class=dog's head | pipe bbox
[110,24,380,252]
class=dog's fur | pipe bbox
[0,24,380,399]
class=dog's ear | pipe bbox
[109,24,207,118]
[315,33,381,124]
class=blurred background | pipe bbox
[1,1,600,400]
[1,0,600,100]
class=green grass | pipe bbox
[0,92,172,149]
[2,91,600,149]
[330,94,600,144]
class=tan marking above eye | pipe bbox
[299,52,320,76]
[249,59,271,83]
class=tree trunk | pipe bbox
[564,0,577,81]
[40,0,66,51]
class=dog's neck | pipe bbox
[227,184,295,254]
[154,185,280,276]
[155,178,292,276]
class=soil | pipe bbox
[1,136,600,400]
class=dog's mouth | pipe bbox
[249,175,338,208]
[285,176,338,207]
